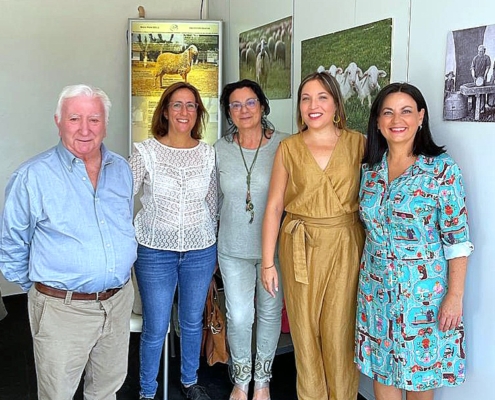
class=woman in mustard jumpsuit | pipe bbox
[261,72,365,400]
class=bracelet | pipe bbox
[263,264,275,270]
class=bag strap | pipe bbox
[204,277,219,326]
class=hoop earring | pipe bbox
[333,114,341,124]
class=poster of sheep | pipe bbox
[129,19,222,147]
[301,18,392,135]
[239,16,292,99]
[443,23,495,122]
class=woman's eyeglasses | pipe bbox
[229,98,259,112]
[168,101,198,112]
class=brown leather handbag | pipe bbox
[201,277,230,366]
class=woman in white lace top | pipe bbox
[129,82,217,400]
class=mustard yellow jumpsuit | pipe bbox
[278,131,365,400]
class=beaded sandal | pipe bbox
[229,382,249,400]
[253,381,271,400]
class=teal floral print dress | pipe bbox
[355,152,474,391]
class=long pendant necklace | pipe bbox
[237,129,264,224]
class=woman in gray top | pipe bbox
[214,80,288,400]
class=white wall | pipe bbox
[0,0,209,294]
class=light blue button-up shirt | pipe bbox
[0,141,137,292]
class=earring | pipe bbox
[301,118,305,126]
[418,125,423,131]
[333,114,341,124]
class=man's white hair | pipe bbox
[55,84,112,125]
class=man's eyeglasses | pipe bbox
[168,101,198,112]
[229,98,259,112]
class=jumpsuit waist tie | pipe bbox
[284,212,359,285]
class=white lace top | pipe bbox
[130,138,217,251]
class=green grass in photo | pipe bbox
[301,18,392,134]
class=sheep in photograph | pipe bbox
[316,65,346,92]
[328,65,344,80]
[274,40,286,66]
[267,36,276,60]
[256,48,269,91]
[340,62,363,102]
[354,65,387,107]
[343,62,363,87]
[240,48,248,65]
[256,40,264,56]
[154,44,199,87]
[247,41,257,52]
[256,39,270,62]
[245,47,257,73]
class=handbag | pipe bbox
[201,276,230,366]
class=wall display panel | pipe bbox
[443,23,495,122]
[301,18,392,135]
[128,19,222,150]
[239,16,292,99]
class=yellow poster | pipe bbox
[129,19,222,148]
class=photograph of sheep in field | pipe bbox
[239,16,292,99]
[129,20,222,146]
[443,23,495,122]
[301,18,391,135]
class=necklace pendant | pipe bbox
[237,130,264,225]
[248,209,254,224]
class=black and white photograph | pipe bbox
[444,23,495,122]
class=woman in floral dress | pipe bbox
[355,82,474,400]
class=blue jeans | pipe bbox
[218,252,283,384]
[134,244,217,398]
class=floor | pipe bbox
[0,294,367,400]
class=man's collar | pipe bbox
[56,141,112,171]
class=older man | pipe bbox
[470,45,491,113]
[0,84,137,400]
[471,44,491,83]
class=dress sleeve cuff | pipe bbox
[444,241,474,260]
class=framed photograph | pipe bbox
[239,16,292,99]
[301,18,392,135]
[443,23,495,122]
[128,19,222,151]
